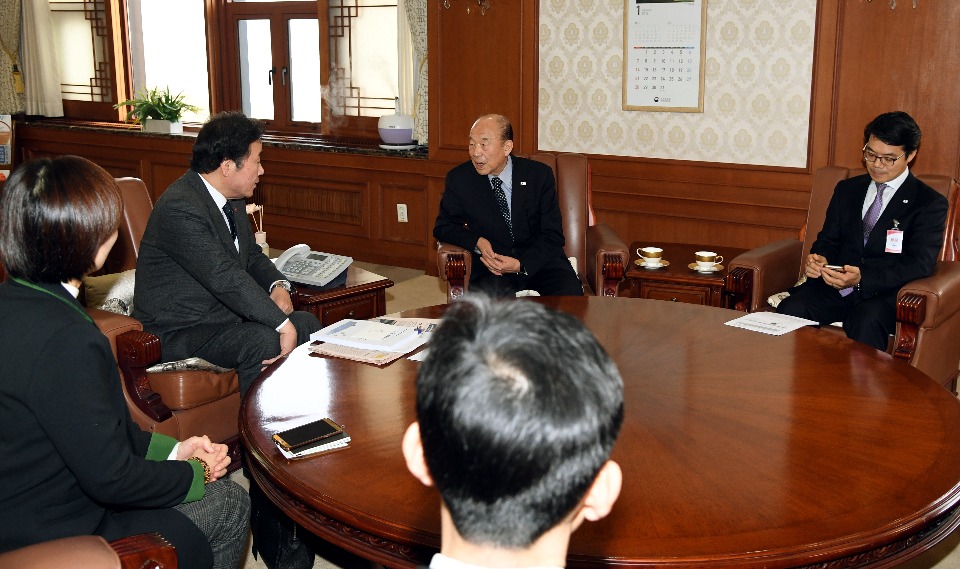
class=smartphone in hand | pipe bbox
[824,264,846,272]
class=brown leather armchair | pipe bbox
[725,166,960,392]
[88,178,242,467]
[0,533,176,569]
[436,152,628,300]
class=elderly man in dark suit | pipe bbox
[133,112,320,395]
[434,114,583,297]
[777,111,948,350]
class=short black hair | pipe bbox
[0,156,121,283]
[190,111,265,173]
[416,295,624,548]
[864,111,921,154]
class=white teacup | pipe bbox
[695,251,723,270]
[638,246,663,266]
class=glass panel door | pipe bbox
[238,19,275,121]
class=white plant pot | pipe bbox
[143,119,183,134]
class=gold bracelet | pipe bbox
[187,457,212,484]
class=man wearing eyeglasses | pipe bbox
[777,111,948,351]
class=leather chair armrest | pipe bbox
[116,330,173,422]
[0,533,176,569]
[895,262,960,390]
[585,223,628,297]
[726,239,804,312]
[898,262,960,327]
[437,241,471,302]
[88,308,143,360]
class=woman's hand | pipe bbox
[178,435,231,481]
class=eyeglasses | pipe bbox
[862,145,906,167]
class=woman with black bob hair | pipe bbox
[0,156,249,569]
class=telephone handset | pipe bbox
[274,244,353,288]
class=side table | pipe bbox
[618,242,747,308]
[294,265,394,325]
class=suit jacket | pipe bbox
[133,170,288,358]
[434,156,571,281]
[0,280,194,552]
[810,172,948,300]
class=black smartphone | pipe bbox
[272,418,344,451]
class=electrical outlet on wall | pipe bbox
[397,203,408,223]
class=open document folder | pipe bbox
[309,317,440,365]
[725,312,817,336]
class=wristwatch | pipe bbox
[269,279,293,293]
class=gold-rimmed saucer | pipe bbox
[635,259,670,269]
[688,262,723,273]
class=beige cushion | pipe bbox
[83,269,136,315]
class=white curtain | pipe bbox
[21,0,63,116]
[400,0,427,145]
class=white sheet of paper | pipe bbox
[725,312,818,336]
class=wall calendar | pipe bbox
[623,0,707,112]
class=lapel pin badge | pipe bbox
[520,181,527,186]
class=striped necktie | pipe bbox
[491,177,513,239]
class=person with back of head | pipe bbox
[402,295,624,568]
[777,111,948,350]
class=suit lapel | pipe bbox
[192,172,241,257]
[866,174,918,251]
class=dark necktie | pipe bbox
[862,182,887,245]
[840,182,888,297]
[491,177,513,239]
[222,202,237,240]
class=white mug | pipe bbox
[695,251,723,270]
[638,246,663,266]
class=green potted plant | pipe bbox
[115,86,200,134]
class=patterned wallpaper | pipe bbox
[538,0,816,167]
[0,0,25,115]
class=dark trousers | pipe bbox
[776,277,896,351]
[189,311,321,395]
[470,263,584,298]
[96,480,249,569]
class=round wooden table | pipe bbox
[240,296,960,568]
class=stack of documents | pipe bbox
[309,317,440,365]
[725,312,817,336]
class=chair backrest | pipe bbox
[799,167,959,276]
[101,178,153,275]
[528,152,594,273]
[914,174,959,262]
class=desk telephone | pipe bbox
[274,244,353,288]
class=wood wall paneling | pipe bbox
[431,0,529,161]
[831,1,960,179]
[380,183,428,246]
[16,0,960,273]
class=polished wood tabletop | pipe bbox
[240,296,960,568]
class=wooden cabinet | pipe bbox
[618,242,747,308]
[295,266,393,326]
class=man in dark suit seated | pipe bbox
[777,111,948,350]
[434,114,584,297]
[133,111,321,394]
[402,295,624,568]
[133,112,324,569]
